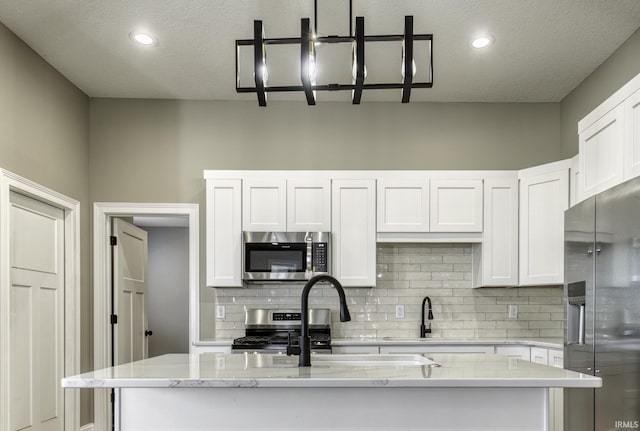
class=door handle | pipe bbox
[145,330,153,337]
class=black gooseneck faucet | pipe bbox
[291,274,351,367]
[420,296,434,338]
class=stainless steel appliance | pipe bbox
[231,308,332,353]
[565,177,640,431]
[242,232,331,283]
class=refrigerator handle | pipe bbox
[578,304,585,345]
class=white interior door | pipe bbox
[9,191,64,431]
[113,218,149,365]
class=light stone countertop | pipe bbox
[62,352,599,389]
[192,338,564,349]
[332,338,564,348]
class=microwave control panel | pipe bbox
[312,243,328,272]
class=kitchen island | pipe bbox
[63,352,600,431]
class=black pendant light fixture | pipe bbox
[235,0,433,106]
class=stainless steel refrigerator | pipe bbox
[565,177,640,431]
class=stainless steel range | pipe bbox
[231,308,332,353]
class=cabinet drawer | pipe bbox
[530,347,549,365]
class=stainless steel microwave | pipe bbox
[242,232,331,283]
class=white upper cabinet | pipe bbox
[332,179,376,287]
[430,179,483,232]
[570,154,580,207]
[577,71,640,202]
[579,104,624,200]
[242,179,287,231]
[286,179,331,231]
[243,178,331,232]
[206,179,243,287]
[624,89,640,180]
[377,179,429,232]
[518,160,570,286]
[473,177,519,287]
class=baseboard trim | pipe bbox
[80,423,94,431]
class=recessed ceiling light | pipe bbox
[471,36,493,49]
[130,32,157,46]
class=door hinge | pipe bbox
[110,236,117,246]
[110,314,118,325]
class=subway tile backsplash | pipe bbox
[213,243,564,341]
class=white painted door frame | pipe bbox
[0,168,81,431]
[93,202,199,431]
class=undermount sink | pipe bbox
[311,354,440,367]
[240,353,440,368]
[382,337,472,342]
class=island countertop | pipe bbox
[62,352,601,389]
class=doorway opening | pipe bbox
[93,203,199,431]
[130,215,190,358]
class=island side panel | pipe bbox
[118,387,549,430]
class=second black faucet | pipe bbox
[420,296,434,338]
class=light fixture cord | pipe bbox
[349,0,353,36]
[314,0,318,35]
[313,0,354,36]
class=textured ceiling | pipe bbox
[1,0,639,103]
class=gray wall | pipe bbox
[145,226,190,357]
[0,22,92,424]
[561,27,640,158]
[88,99,563,339]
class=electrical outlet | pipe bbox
[396,304,405,319]
[216,305,226,320]
[508,304,518,319]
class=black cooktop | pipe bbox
[232,330,331,352]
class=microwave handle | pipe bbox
[306,236,313,276]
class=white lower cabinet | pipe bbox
[530,347,549,365]
[494,345,530,361]
[547,349,564,368]
[191,344,232,354]
[378,329,565,431]
[331,345,380,354]
[331,180,376,287]
[379,345,494,355]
